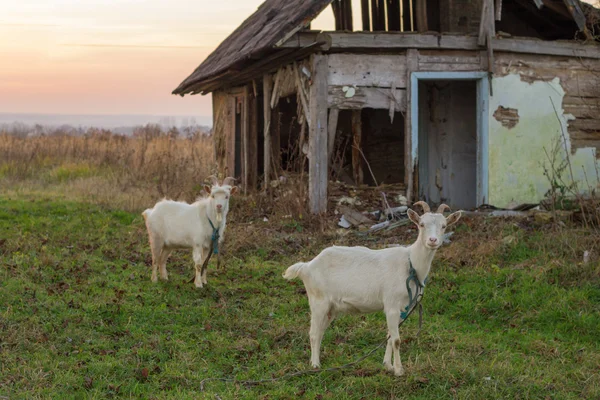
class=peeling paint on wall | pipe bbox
[489,74,599,208]
[493,106,520,129]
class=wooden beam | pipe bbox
[309,54,329,214]
[415,0,428,32]
[328,108,340,163]
[351,110,364,185]
[371,0,381,31]
[361,0,371,31]
[387,0,401,31]
[279,32,600,59]
[329,86,407,110]
[478,0,490,46]
[344,0,354,31]
[262,75,272,192]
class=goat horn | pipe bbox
[413,201,431,213]
[207,175,219,186]
[436,204,451,214]
[222,177,236,186]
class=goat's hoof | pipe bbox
[194,282,204,289]
[151,276,158,283]
[160,275,169,281]
[311,362,321,369]
[393,367,405,377]
[384,362,394,373]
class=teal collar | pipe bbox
[206,213,220,254]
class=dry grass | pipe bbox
[0,131,216,211]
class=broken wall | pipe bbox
[488,68,600,208]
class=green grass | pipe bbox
[1,196,600,399]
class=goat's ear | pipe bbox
[407,209,421,226]
[229,186,237,195]
[203,184,212,195]
[446,210,462,226]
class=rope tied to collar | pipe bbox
[400,257,425,324]
[206,213,220,255]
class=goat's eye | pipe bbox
[225,196,229,199]
[419,223,424,227]
[442,225,447,229]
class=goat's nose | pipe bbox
[428,237,438,244]
[216,204,222,209]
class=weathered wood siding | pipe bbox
[212,89,233,175]
[495,53,600,155]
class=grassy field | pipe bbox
[1,193,600,399]
[1,132,600,399]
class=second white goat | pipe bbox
[283,201,461,376]
[142,176,236,288]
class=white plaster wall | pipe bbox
[488,74,599,208]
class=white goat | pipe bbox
[283,201,461,376]
[142,176,237,288]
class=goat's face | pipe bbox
[407,203,462,250]
[204,184,237,222]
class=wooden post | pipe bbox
[371,0,380,31]
[248,86,258,189]
[405,49,418,202]
[263,75,272,192]
[402,0,412,31]
[332,0,343,30]
[351,110,364,185]
[327,108,340,163]
[415,0,428,32]
[309,54,329,214]
[387,0,401,31]
[376,0,386,30]
[344,0,353,31]
[242,86,249,193]
[361,0,371,31]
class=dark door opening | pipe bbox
[418,80,477,210]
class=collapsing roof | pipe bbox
[173,0,599,96]
[172,0,332,96]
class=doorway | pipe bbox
[411,72,489,209]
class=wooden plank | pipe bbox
[328,86,407,110]
[344,0,353,31]
[293,62,311,128]
[227,95,236,178]
[351,110,364,185]
[332,0,343,31]
[309,54,329,214]
[402,0,412,31]
[262,75,272,191]
[361,0,371,31]
[495,0,503,21]
[376,0,386,30]
[562,0,587,32]
[328,53,407,87]
[478,0,489,46]
[405,48,418,202]
[387,0,401,31]
[418,63,483,71]
[415,0,428,32]
[328,108,340,162]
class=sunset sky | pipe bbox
[1,0,596,122]
[0,0,337,121]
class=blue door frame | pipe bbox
[410,71,490,206]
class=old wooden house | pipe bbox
[173,0,600,213]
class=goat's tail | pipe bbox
[141,208,152,222]
[283,262,308,280]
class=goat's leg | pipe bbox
[308,300,332,368]
[158,248,172,281]
[149,233,163,283]
[201,245,210,285]
[385,310,404,376]
[192,247,204,288]
[383,335,394,372]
